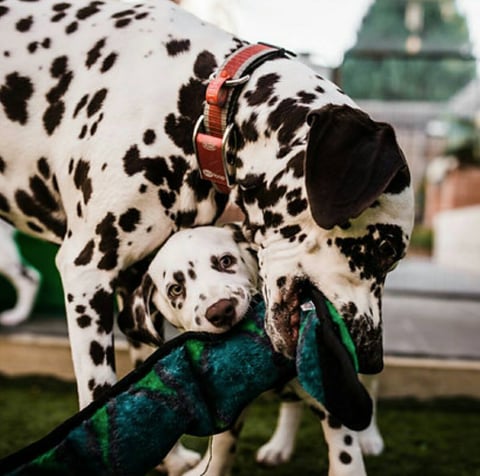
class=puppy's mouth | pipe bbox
[268,279,383,374]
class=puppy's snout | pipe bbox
[205,299,236,328]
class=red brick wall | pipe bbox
[424,167,480,226]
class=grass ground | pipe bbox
[1,374,480,475]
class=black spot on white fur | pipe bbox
[0,73,34,125]
[166,38,191,56]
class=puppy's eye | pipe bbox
[167,283,184,298]
[219,253,235,270]
[211,253,237,273]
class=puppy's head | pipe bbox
[119,224,258,341]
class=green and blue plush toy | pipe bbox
[0,290,372,476]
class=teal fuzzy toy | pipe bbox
[0,291,372,476]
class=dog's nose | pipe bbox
[205,299,236,328]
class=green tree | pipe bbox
[341,0,477,100]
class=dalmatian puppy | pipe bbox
[122,223,382,476]
[0,220,40,326]
[0,0,413,438]
[132,226,259,335]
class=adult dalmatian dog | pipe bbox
[0,0,414,467]
[121,223,385,475]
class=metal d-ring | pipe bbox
[208,71,251,88]
[192,114,204,168]
[221,123,236,186]
[224,75,250,87]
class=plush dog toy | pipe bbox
[0,290,371,476]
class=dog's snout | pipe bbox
[205,299,236,328]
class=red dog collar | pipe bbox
[193,43,291,193]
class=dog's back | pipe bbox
[0,0,234,249]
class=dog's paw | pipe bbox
[156,442,201,476]
[256,438,294,466]
[358,423,384,456]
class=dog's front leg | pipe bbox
[296,382,366,476]
[317,411,366,476]
[56,242,118,409]
[358,375,384,456]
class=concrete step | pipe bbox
[1,320,479,400]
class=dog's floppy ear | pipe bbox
[305,104,407,229]
[117,274,165,347]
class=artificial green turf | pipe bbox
[0,374,77,458]
[1,374,480,475]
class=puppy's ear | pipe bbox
[305,104,408,229]
[117,274,164,347]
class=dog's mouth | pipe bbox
[268,280,303,358]
[269,279,383,375]
[267,277,313,360]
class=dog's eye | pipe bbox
[378,239,398,270]
[219,253,235,270]
[167,283,184,299]
[378,239,396,258]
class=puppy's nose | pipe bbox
[205,299,236,328]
